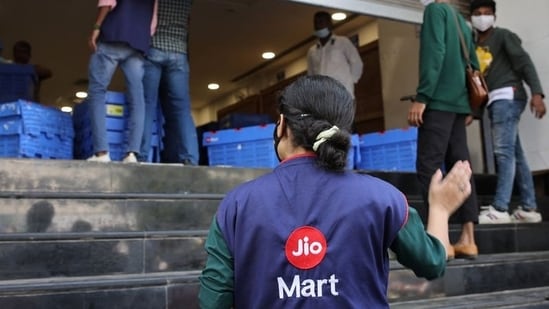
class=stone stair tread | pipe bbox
[0,230,209,241]
[1,251,547,294]
[390,286,549,309]
[0,159,270,194]
[391,250,549,270]
[0,271,201,294]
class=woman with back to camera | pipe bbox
[199,75,472,308]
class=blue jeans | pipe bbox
[88,42,145,155]
[489,99,537,210]
[140,48,199,164]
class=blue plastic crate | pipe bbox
[219,113,273,129]
[0,100,74,139]
[347,134,361,170]
[0,101,74,159]
[0,64,37,103]
[73,93,125,132]
[73,91,127,161]
[0,132,73,159]
[203,123,278,168]
[73,129,125,160]
[72,92,164,162]
[358,127,417,172]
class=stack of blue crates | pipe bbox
[203,125,361,170]
[358,127,417,172]
[203,123,278,168]
[0,100,74,159]
[141,103,163,163]
[73,92,126,161]
[0,64,36,103]
[73,91,163,162]
[347,134,361,170]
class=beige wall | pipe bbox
[377,19,420,130]
[497,0,549,171]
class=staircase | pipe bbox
[0,159,547,308]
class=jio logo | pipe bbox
[285,226,327,270]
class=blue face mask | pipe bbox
[314,28,330,38]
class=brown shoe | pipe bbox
[453,243,478,259]
[447,245,455,261]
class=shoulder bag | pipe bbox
[453,10,489,112]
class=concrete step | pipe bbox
[0,231,208,280]
[0,271,201,309]
[388,251,549,303]
[0,197,220,234]
[0,222,547,281]
[0,159,506,196]
[0,251,548,308]
[391,286,549,309]
[0,159,269,194]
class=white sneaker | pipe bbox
[511,206,542,223]
[479,205,511,224]
[87,153,111,162]
[122,152,138,163]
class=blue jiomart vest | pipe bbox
[100,0,155,54]
[216,156,408,308]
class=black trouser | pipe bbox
[416,110,479,224]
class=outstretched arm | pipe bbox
[426,160,472,252]
[390,161,472,279]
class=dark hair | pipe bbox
[314,11,331,21]
[470,0,496,14]
[13,40,31,52]
[278,75,354,172]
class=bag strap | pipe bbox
[451,8,473,69]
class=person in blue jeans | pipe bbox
[86,0,156,163]
[470,0,546,224]
[139,0,199,165]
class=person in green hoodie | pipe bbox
[470,0,546,224]
[408,0,480,259]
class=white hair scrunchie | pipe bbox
[312,126,340,152]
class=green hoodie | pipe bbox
[416,3,480,114]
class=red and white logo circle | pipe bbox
[285,226,327,270]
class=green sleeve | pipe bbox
[198,217,234,309]
[389,207,446,280]
[416,4,446,103]
[503,30,544,96]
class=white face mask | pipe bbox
[314,28,330,39]
[471,15,495,32]
[419,0,435,6]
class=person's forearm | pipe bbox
[94,6,111,28]
[426,206,451,254]
[390,207,446,280]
